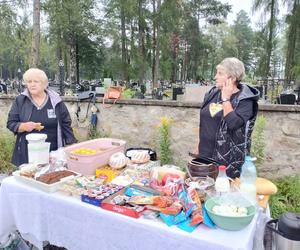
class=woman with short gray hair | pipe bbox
[197,57,259,178]
[7,68,77,166]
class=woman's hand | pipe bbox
[221,78,235,100]
[18,122,40,132]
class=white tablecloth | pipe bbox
[0,177,259,250]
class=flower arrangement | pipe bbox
[156,117,173,165]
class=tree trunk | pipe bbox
[30,0,40,67]
[182,40,188,81]
[120,2,128,83]
[152,0,161,90]
[152,0,157,89]
[171,33,179,83]
[69,39,77,85]
[76,43,79,85]
[284,0,298,86]
[138,0,146,85]
[56,42,62,82]
[265,0,275,77]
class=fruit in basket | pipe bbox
[71,148,97,155]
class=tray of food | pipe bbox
[13,164,80,193]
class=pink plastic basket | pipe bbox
[64,138,126,175]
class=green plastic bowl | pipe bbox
[204,197,256,231]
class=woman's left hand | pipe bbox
[221,78,235,100]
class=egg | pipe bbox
[212,205,221,214]
[237,206,248,216]
[229,205,238,213]
[212,204,248,217]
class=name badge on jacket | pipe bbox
[47,109,56,119]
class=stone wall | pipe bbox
[1,95,299,178]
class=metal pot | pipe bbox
[266,212,300,250]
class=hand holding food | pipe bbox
[35,123,44,131]
[19,122,42,132]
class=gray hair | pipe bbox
[216,57,245,81]
[23,68,48,87]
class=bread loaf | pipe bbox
[256,177,277,195]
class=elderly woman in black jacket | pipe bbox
[7,68,77,166]
[198,57,259,178]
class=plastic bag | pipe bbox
[49,147,67,169]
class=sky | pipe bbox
[220,0,257,27]
[220,0,287,29]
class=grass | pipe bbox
[269,175,300,218]
[251,115,266,170]
[0,127,16,174]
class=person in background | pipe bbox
[7,68,77,166]
[0,80,8,94]
[198,57,259,178]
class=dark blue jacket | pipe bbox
[201,83,260,178]
[7,89,77,166]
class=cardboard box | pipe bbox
[81,194,102,207]
[101,189,145,218]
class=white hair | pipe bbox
[23,68,48,87]
[216,57,245,81]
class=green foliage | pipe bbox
[0,3,31,76]
[0,0,297,84]
[87,125,110,140]
[267,84,283,103]
[156,117,173,165]
[0,128,16,174]
[269,175,300,218]
[251,115,266,169]
[122,88,135,99]
[140,84,146,94]
[233,10,254,72]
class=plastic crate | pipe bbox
[64,138,126,175]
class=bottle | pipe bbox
[240,156,257,205]
[215,165,230,194]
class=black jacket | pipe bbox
[201,83,259,178]
[7,89,77,166]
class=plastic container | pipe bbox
[26,133,47,143]
[240,156,257,205]
[64,138,126,175]
[26,133,50,165]
[12,170,79,193]
[215,165,230,194]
